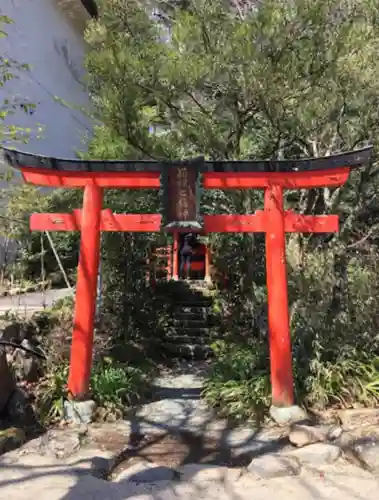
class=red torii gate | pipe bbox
[3,147,372,408]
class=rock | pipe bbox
[340,424,379,444]
[113,460,177,483]
[269,405,308,426]
[64,399,97,425]
[96,406,108,422]
[6,388,30,421]
[339,409,379,430]
[46,429,81,459]
[1,323,22,343]
[339,426,379,471]
[178,464,242,483]
[355,441,379,472]
[0,350,15,413]
[19,428,83,459]
[12,344,43,383]
[288,423,342,447]
[21,356,42,382]
[63,447,116,478]
[328,425,343,441]
[286,443,341,466]
[5,351,14,365]
[0,427,26,455]
[11,350,24,380]
[289,424,329,447]
[247,454,301,479]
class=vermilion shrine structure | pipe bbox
[3,146,372,408]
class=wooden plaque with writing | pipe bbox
[161,159,202,230]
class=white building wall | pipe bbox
[1,0,92,159]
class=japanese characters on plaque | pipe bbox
[163,164,199,227]
[177,167,190,220]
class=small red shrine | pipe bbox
[3,146,372,408]
[148,233,210,283]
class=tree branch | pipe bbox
[347,225,378,249]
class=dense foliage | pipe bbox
[0,185,81,288]
[204,249,379,422]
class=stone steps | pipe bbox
[172,327,210,337]
[174,311,216,322]
[157,281,216,360]
[164,334,212,345]
[171,318,209,328]
[174,299,213,307]
[163,342,212,360]
[174,305,210,315]
[156,290,211,300]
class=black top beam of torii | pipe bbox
[2,146,373,174]
[80,0,98,19]
[1,146,374,232]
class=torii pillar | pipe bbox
[70,185,102,397]
[23,168,162,400]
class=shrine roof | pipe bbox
[2,146,373,174]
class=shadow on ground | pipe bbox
[1,361,378,499]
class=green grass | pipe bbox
[34,358,154,425]
[202,340,379,424]
[91,359,153,416]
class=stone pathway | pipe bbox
[133,361,233,436]
[132,361,279,447]
[0,288,72,314]
[1,361,379,499]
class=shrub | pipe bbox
[203,248,379,422]
[290,247,379,409]
[34,361,69,425]
[90,359,153,419]
[202,340,271,423]
[34,358,154,425]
